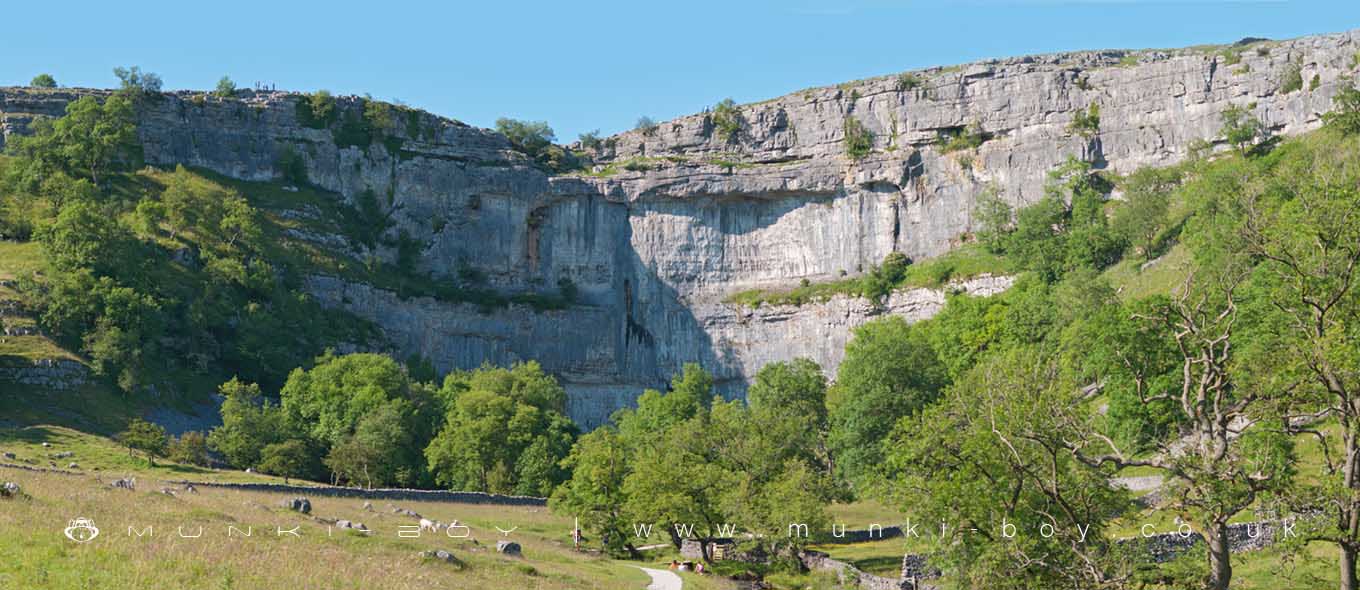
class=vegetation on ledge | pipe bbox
[725,244,1014,309]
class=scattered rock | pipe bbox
[67,462,79,469]
[184,484,198,494]
[52,451,73,459]
[41,442,50,448]
[496,540,522,556]
[419,549,464,568]
[160,487,177,497]
[284,497,312,514]
[0,482,20,498]
[2,452,15,460]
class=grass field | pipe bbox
[0,425,740,589]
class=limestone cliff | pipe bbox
[3,30,1356,426]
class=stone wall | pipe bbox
[0,359,91,390]
[168,480,547,506]
[3,30,1357,425]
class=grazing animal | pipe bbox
[110,477,136,490]
[420,518,440,532]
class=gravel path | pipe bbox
[637,566,683,590]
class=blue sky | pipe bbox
[2,1,1357,141]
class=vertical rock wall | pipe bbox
[3,30,1357,425]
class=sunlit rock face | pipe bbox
[4,30,1355,426]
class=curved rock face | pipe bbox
[3,30,1357,426]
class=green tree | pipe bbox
[1221,104,1265,156]
[1068,102,1101,138]
[113,66,162,96]
[882,349,1133,589]
[1324,82,1360,136]
[550,428,634,556]
[279,352,419,447]
[1081,273,1293,590]
[747,358,830,468]
[1111,166,1180,260]
[41,95,137,185]
[30,73,56,88]
[325,399,420,487]
[118,418,168,465]
[828,317,948,487]
[615,362,713,441]
[208,378,287,468]
[495,118,555,156]
[168,431,210,466]
[711,98,743,141]
[37,200,136,275]
[1234,141,1360,590]
[259,439,316,484]
[214,76,237,98]
[973,187,1012,253]
[424,362,576,493]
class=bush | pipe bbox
[578,130,603,150]
[118,418,168,465]
[496,118,555,155]
[1310,74,1322,91]
[214,76,237,98]
[1068,103,1101,138]
[711,98,743,141]
[1324,83,1360,135]
[843,116,873,160]
[30,73,57,88]
[113,66,162,96]
[939,122,987,153]
[635,116,657,136]
[295,90,336,129]
[168,431,210,466]
[1220,104,1265,155]
[1281,64,1304,94]
[896,73,923,92]
[276,146,307,185]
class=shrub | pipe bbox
[1310,74,1321,91]
[939,122,987,153]
[1068,103,1101,138]
[1324,83,1360,136]
[496,118,555,156]
[1220,104,1265,155]
[896,73,923,92]
[118,418,168,465]
[711,98,743,141]
[635,116,658,136]
[30,73,56,88]
[578,130,603,150]
[1281,64,1304,94]
[295,90,336,129]
[168,431,210,466]
[214,76,237,98]
[276,146,307,185]
[843,116,873,160]
[113,66,162,96]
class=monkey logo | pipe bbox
[64,517,99,543]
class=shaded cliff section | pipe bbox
[2,29,1356,426]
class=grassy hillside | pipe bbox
[0,425,733,589]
